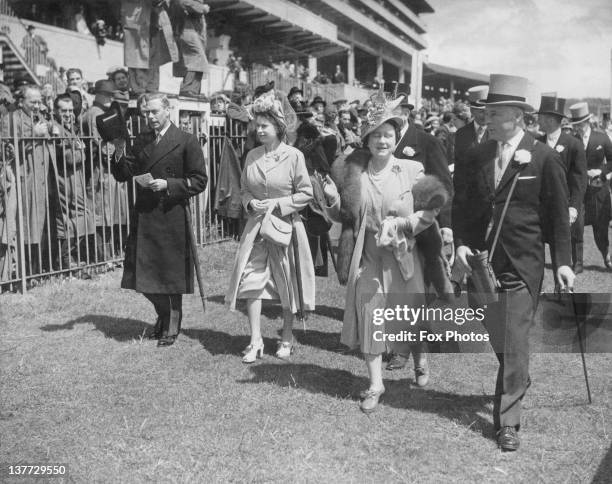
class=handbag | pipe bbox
[260,204,292,247]
[467,172,521,307]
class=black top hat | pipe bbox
[288,86,303,97]
[296,109,314,120]
[536,96,568,117]
[96,101,129,142]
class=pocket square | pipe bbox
[596,145,603,150]
[518,176,536,180]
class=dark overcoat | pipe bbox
[112,123,207,294]
[394,123,453,228]
[578,130,612,226]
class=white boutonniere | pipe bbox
[555,145,565,153]
[402,146,416,158]
[596,145,603,150]
[514,149,531,165]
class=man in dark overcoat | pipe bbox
[111,93,207,346]
[453,74,575,451]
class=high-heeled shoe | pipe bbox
[414,363,429,387]
[242,339,264,364]
[275,339,294,360]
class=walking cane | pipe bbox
[291,219,306,325]
[565,287,592,403]
[185,203,206,313]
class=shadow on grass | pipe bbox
[593,442,612,484]
[40,315,151,342]
[206,294,344,322]
[182,328,282,357]
[238,362,495,439]
[582,264,612,274]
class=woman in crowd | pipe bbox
[225,96,317,362]
[334,96,447,413]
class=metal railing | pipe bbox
[0,112,248,292]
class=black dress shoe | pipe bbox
[573,262,584,274]
[497,426,520,451]
[157,335,176,347]
[148,318,162,340]
[386,353,407,370]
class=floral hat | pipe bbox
[360,91,405,140]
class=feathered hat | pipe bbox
[360,88,405,139]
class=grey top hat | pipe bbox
[483,74,534,112]
[568,102,591,124]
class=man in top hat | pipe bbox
[536,96,587,274]
[454,74,574,451]
[453,85,489,225]
[569,101,612,270]
[110,93,207,346]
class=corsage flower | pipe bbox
[555,145,565,153]
[514,149,531,165]
[402,146,416,157]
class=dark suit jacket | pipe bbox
[581,129,612,177]
[394,123,453,227]
[452,121,488,229]
[453,131,571,298]
[537,132,587,210]
[112,123,207,294]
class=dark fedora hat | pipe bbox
[310,96,326,107]
[96,101,129,142]
[288,86,303,97]
[537,95,568,117]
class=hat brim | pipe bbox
[483,100,535,112]
[536,110,565,117]
[400,103,414,110]
[361,115,405,140]
[569,114,591,125]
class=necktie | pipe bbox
[477,125,485,143]
[495,142,511,188]
[547,136,555,148]
[155,132,162,145]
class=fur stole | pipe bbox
[331,149,453,299]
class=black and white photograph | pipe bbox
[1,0,611,481]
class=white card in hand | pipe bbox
[134,172,154,187]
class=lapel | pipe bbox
[254,142,290,178]
[480,140,497,197]
[396,124,420,158]
[143,123,181,172]
[495,131,536,194]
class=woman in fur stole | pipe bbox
[332,98,452,413]
[225,95,317,363]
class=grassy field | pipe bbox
[1,230,611,483]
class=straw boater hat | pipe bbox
[467,85,489,109]
[360,95,405,139]
[536,95,568,118]
[568,102,591,124]
[483,74,534,112]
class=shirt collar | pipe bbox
[156,121,171,139]
[501,129,525,152]
[583,125,591,141]
[547,127,562,144]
